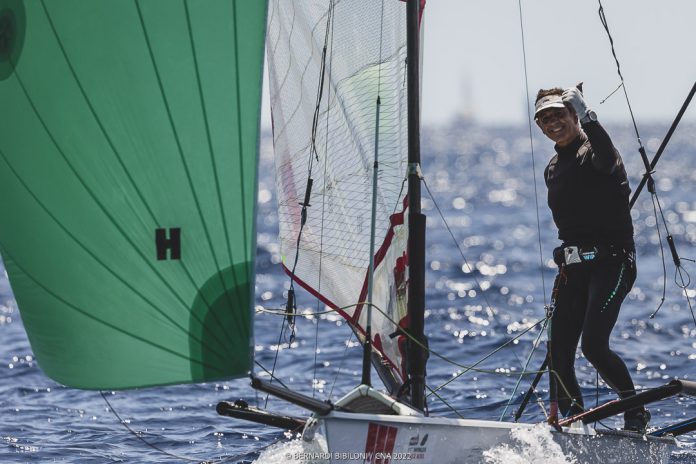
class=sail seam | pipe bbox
[133,0,246,338]
[0,146,229,362]
[0,246,223,376]
[22,0,246,355]
[5,58,231,358]
[181,0,248,336]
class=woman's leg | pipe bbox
[550,267,588,416]
[580,258,637,398]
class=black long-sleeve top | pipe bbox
[544,121,634,248]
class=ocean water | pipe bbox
[2,122,696,463]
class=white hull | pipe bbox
[308,412,674,464]
[301,386,675,464]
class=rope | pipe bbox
[495,0,551,423]
[597,0,642,143]
[517,0,548,308]
[328,332,355,400]
[255,360,292,390]
[421,178,498,318]
[425,384,465,419]
[269,0,337,404]
[264,321,288,409]
[256,298,587,419]
[262,300,546,378]
[256,306,335,316]
[313,0,337,399]
[654,198,696,326]
[99,391,287,463]
[499,318,549,421]
[596,0,694,322]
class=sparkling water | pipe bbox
[2,123,696,463]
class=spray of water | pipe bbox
[483,424,577,464]
[254,435,329,464]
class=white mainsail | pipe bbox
[266,0,411,385]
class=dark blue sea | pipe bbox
[2,122,696,463]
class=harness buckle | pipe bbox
[555,245,601,266]
[563,246,582,265]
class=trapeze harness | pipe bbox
[544,122,637,418]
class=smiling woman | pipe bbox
[534,90,581,147]
[535,84,649,432]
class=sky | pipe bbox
[419,0,696,126]
[263,1,696,128]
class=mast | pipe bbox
[406,0,427,412]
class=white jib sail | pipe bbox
[266,0,412,385]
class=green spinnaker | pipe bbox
[0,0,266,389]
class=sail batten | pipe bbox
[0,0,267,389]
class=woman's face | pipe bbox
[536,107,581,147]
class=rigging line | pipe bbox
[99,391,289,464]
[329,332,355,400]
[309,0,335,170]
[280,299,560,388]
[599,82,623,105]
[648,193,668,318]
[39,0,238,349]
[285,0,335,299]
[652,187,696,325]
[428,317,549,396]
[517,0,548,307]
[597,0,662,227]
[424,385,465,419]
[596,0,684,322]
[421,178,497,318]
[499,317,549,421]
[254,360,292,390]
[393,178,407,216]
[99,391,200,463]
[675,266,696,328]
[597,0,642,144]
[312,300,320,399]
[256,306,335,316]
[677,259,694,285]
[264,318,287,409]
[629,81,696,208]
[360,0,389,388]
[0,150,228,363]
[326,300,549,378]
[281,0,337,357]
[314,0,338,399]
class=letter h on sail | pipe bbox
[155,228,181,260]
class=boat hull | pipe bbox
[307,412,675,464]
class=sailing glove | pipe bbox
[562,86,589,119]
